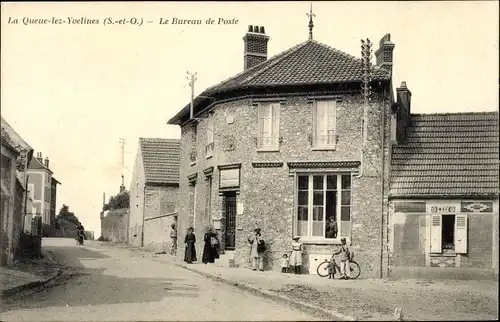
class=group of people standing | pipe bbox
[170,224,351,280]
[181,225,221,265]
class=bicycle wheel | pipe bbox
[349,261,361,279]
[316,261,330,277]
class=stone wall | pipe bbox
[177,91,392,277]
[128,141,146,247]
[101,208,129,243]
[143,213,177,253]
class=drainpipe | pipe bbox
[379,86,387,278]
[140,184,146,247]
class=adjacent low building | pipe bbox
[128,138,180,252]
[388,109,499,279]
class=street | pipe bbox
[0,238,322,321]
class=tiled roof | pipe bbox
[206,40,390,93]
[390,112,499,197]
[28,157,53,173]
[168,39,390,124]
[0,117,33,154]
[139,138,180,185]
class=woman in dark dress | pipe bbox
[202,226,220,264]
[184,227,197,264]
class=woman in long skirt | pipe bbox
[290,236,303,274]
[184,227,197,264]
[202,226,220,264]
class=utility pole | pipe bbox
[187,71,197,120]
[119,138,126,168]
[361,38,373,146]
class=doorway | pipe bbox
[223,191,237,250]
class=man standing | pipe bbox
[170,223,177,256]
[333,237,351,280]
[248,228,265,271]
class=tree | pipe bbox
[56,204,80,226]
[103,190,130,211]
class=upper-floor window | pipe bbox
[205,113,214,158]
[312,100,337,149]
[28,183,34,201]
[257,102,280,151]
[189,123,198,164]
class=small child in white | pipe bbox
[280,254,290,273]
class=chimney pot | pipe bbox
[400,81,407,88]
[259,26,265,34]
[248,25,253,32]
[44,157,49,168]
[253,25,258,33]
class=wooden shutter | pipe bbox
[28,183,34,200]
[312,101,317,145]
[327,100,336,145]
[257,104,265,146]
[316,101,327,145]
[271,103,280,146]
[455,215,468,254]
[207,113,214,143]
[430,214,442,253]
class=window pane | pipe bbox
[298,176,309,190]
[313,176,323,189]
[312,221,324,237]
[340,221,351,238]
[341,175,351,190]
[313,191,324,206]
[313,206,323,221]
[341,191,351,206]
[341,206,351,221]
[297,220,308,237]
[325,191,337,221]
[298,191,308,205]
[298,206,308,221]
[327,175,337,190]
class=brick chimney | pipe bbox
[394,81,412,144]
[375,34,395,75]
[44,157,49,168]
[36,152,43,164]
[243,25,269,70]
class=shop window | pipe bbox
[295,173,351,240]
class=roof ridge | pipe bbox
[205,40,311,93]
[139,137,180,142]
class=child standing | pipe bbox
[290,237,303,274]
[328,255,336,279]
[280,254,290,273]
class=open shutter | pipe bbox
[312,101,317,145]
[455,215,468,254]
[316,101,327,145]
[257,104,264,147]
[272,103,280,146]
[430,214,442,253]
[327,100,336,145]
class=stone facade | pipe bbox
[128,141,146,247]
[176,92,392,277]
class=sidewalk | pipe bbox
[113,243,498,321]
[0,250,63,297]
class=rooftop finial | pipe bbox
[306,3,315,40]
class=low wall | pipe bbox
[143,213,177,253]
[101,208,129,243]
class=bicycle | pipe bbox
[316,256,361,279]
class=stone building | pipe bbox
[167,25,398,277]
[388,108,499,279]
[1,117,35,266]
[128,138,180,252]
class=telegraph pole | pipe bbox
[187,71,197,120]
[119,138,126,168]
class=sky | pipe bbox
[1,1,498,237]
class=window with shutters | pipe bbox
[312,100,336,149]
[257,102,280,151]
[430,214,468,254]
[295,173,352,241]
[205,113,214,158]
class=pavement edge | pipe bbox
[172,261,359,321]
[1,250,64,298]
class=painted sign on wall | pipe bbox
[220,168,240,189]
